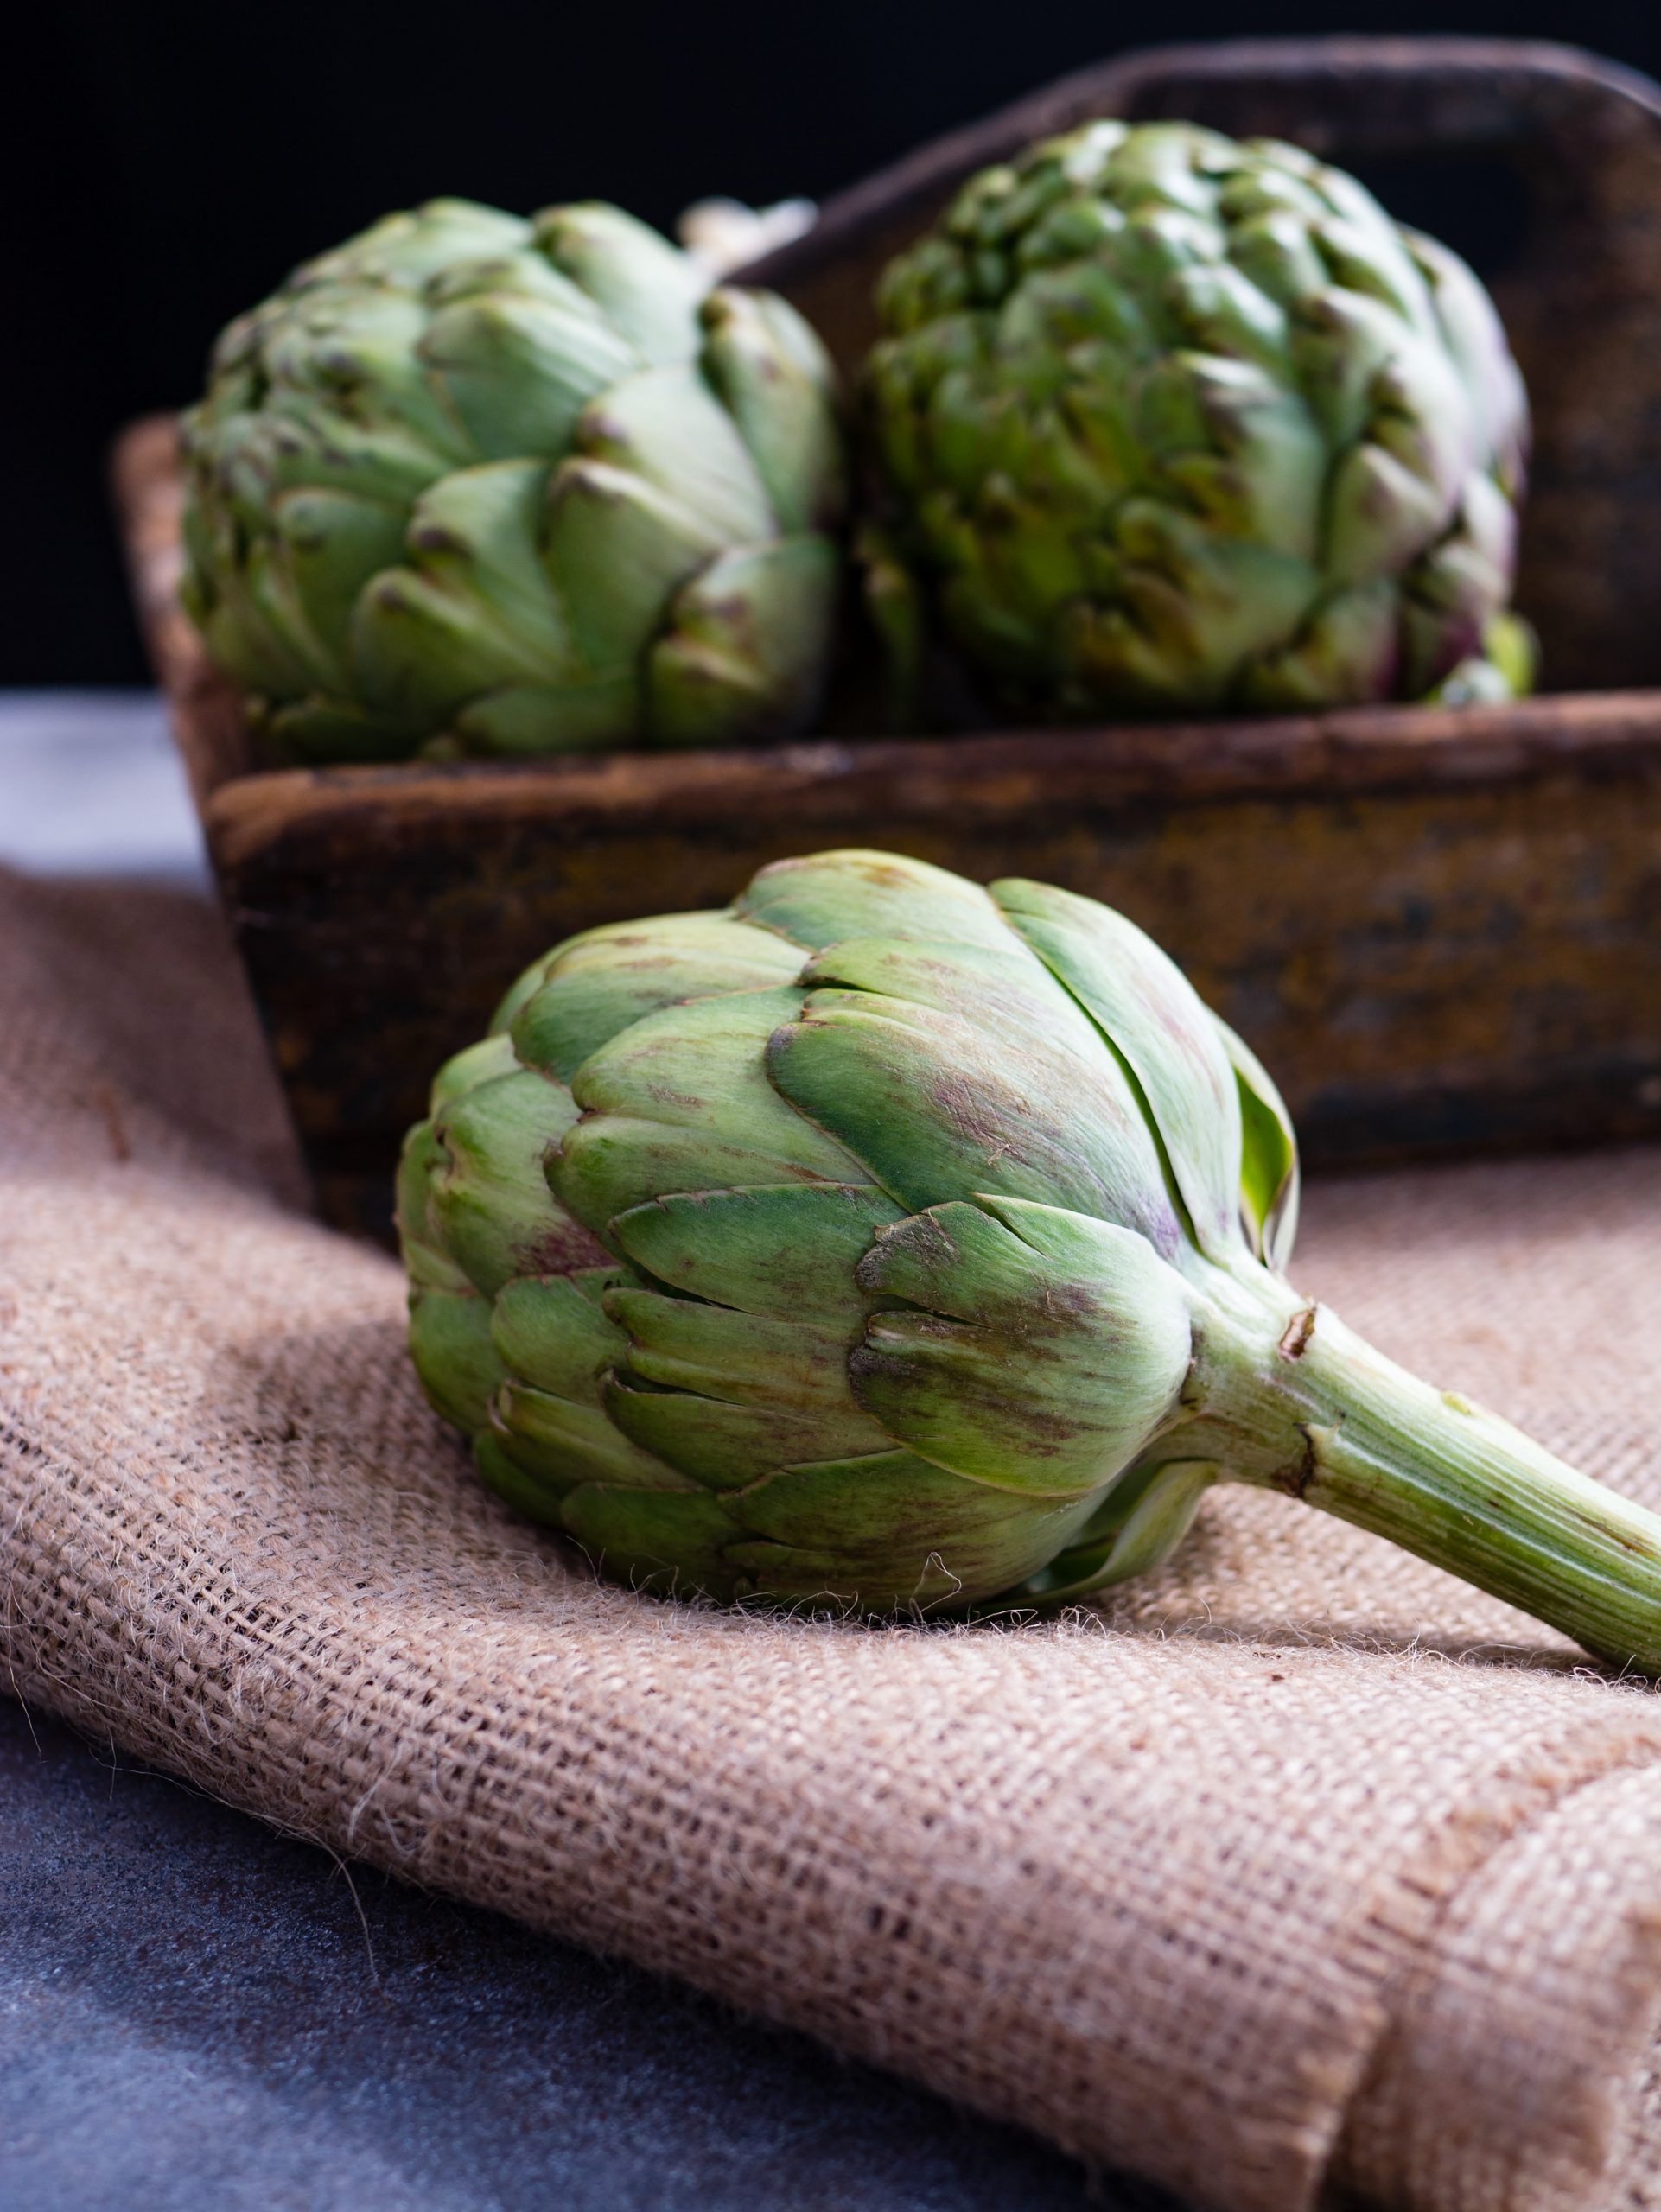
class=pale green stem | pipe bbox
[1177,1264,1661,1674]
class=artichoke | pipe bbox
[862,121,1532,720]
[181,199,844,761]
[399,849,1661,1671]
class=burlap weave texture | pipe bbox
[4,865,1661,2212]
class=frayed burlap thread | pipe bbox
[5,866,1661,2212]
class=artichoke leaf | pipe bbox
[423,290,640,461]
[1210,1015,1301,1270]
[264,696,423,763]
[800,932,1109,1071]
[243,401,454,512]
[1240,578,1397,709]
[992,876,1246,1261]
[557,1484,748,1599]
[429,1066,611,1296]
[610,1184,903,1325]
[1166,260,1291,370]
[1311,211,1435,333]
[351,558,564,719]
[745,289,841,391]
[451,678,640,754]
[260,288,468,464]
[490,1268,637,1405]
[1111,499,1315,665]
[604,1375,890,1489]
[196,549,328,702]
[851,1198,1192,1491]
[430,1032,521,1111]
[568,984,864,1175]
[647,537,839,747]
[1325,435,1459,588]
[312,197,533,288]
[495,1379,697,1494]
[605,1287,865,1415]
[512,912,804,1081]
[1162,357,1325,560]
[728,1449,1105,1607]
[423,245,601,317]
[543,457,725,672]
[474,1430,567,1528]
[734,847,1010,955]
[404,459,570,629]
[1226,208,1330,312]
[766,985,1180,1249]
[396,1118,473,1294]
[555,1120,875,1242]
[576,361,777,545]
[1010,1459,1217,1602]
[699,287,846,532]
[409,1286,507,1433]
[1290,286,1403,452]
[1409,229,1529,491]
[350,461,575,718]
[534,202,710,367]
[270,486,410,670]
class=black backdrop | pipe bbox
[11,0,1661,685]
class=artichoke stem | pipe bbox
[1192,1274,1661,1674]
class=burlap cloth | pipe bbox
[8,865,1661,2212]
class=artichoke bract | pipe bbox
[863,122,1532,719]
[399,849,1661,1671]
[181,200,844,761]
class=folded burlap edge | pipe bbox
[1329,1751,1661,2210]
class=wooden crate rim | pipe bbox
[202,690,1661,862]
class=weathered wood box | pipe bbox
[118,36,1661,1241]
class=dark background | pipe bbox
[11,0,1661,687]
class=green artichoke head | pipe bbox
[398,847,1300,1613]
[863,121,1531,719]
[181,198,846,762]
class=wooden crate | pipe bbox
[116,37,1661,1243]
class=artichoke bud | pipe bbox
[862,121,1533,721]
[401,849,1247,1612]
[181,196,846,760]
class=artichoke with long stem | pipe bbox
[399,849,1661,1668]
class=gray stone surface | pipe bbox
[0,690,208,889]
[0,1698,1181,2211]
